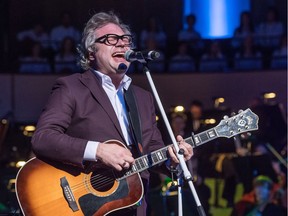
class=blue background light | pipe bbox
[184,0,251,39]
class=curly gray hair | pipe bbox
[78,11,132,70]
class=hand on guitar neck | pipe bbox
[96,135,193,172]
[167,135,194,167]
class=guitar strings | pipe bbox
[70,151,165,192]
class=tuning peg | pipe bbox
[223,115,229,120]
[238,109,243,113]
[231,112,236,116]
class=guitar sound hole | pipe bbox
[90,169,115,192]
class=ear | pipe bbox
[88,52,95,61]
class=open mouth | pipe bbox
[112,52,125,58]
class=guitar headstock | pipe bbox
[215,108,259,138]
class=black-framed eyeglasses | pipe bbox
[95,34,133,46]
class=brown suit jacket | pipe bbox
[32,70,165,179]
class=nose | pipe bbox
[115,38,126,47]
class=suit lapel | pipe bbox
[79,70,125,141]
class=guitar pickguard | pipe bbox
[79,178,129,216]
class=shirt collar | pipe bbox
[93,69,132,91]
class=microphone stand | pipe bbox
[141,63,206,216]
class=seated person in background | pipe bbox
[170,112,188,138]
[141,37,165,73]
[19,41,51,73]
[231,175,286,216]
[185,100,206,135]
[201,40,225,60]
[168,41,195,72]
[50,12,81,51]
[139,16,167,50]
[270,34,287,69]
[178,14,201,42]
[199,41,227,72]
[17,22,50,48]
[234,11,255,39]
[255,6,284,48]
[235,36,262,58]
[234,35,262,70]
[272,35,287,57]
[54,36,78,73]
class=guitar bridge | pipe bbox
[60,177,79,212]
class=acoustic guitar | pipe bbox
[16,108,258,216]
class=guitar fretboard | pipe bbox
[185,128,218,148]
[117,128,219,180]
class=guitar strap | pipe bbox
[124,86,143,156]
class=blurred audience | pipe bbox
[255,7,284,48]
[178,14,201,42]
[270,34,287,69]
[201,40,225,60]
[234,35,263,70]
[168,41,195,72]
[17,22,50,49]
[235,36,262,59]
[143,38,166,72]
[14,9,287,74]
[199,41,228,72]
[234,11,255,39]
[19,42,51,73]
[185,100,206,134]
[232,11,255,49]
[50,12,81,51]
[272,35,287,57]
[139,16,167,50]
[54,36,78,73]
[170,112,188,138]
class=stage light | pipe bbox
[21,125,36,137]
[263,92,276,99]
[1,119,8,124]
[204,118,217,124]
[16,161,26,168]
[156,115,159,121]
[24,125,36,132]
[213,97,225,109]
[215,97,225,103]
[174,105,185,113]
[7,179,16,192]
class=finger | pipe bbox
[124,155,135,164]
[115,164,123,171]
[176,135,184,143]
[168,146,179,163]
[122,162,130,169]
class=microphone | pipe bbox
[124,50,160,63]
[117,63,128,74]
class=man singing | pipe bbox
[32,11,193,216]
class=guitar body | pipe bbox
[16,140,143,216]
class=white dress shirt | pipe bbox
[83,70,132,161]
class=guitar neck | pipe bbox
[117,127,219,180]
[184,127,219,148]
